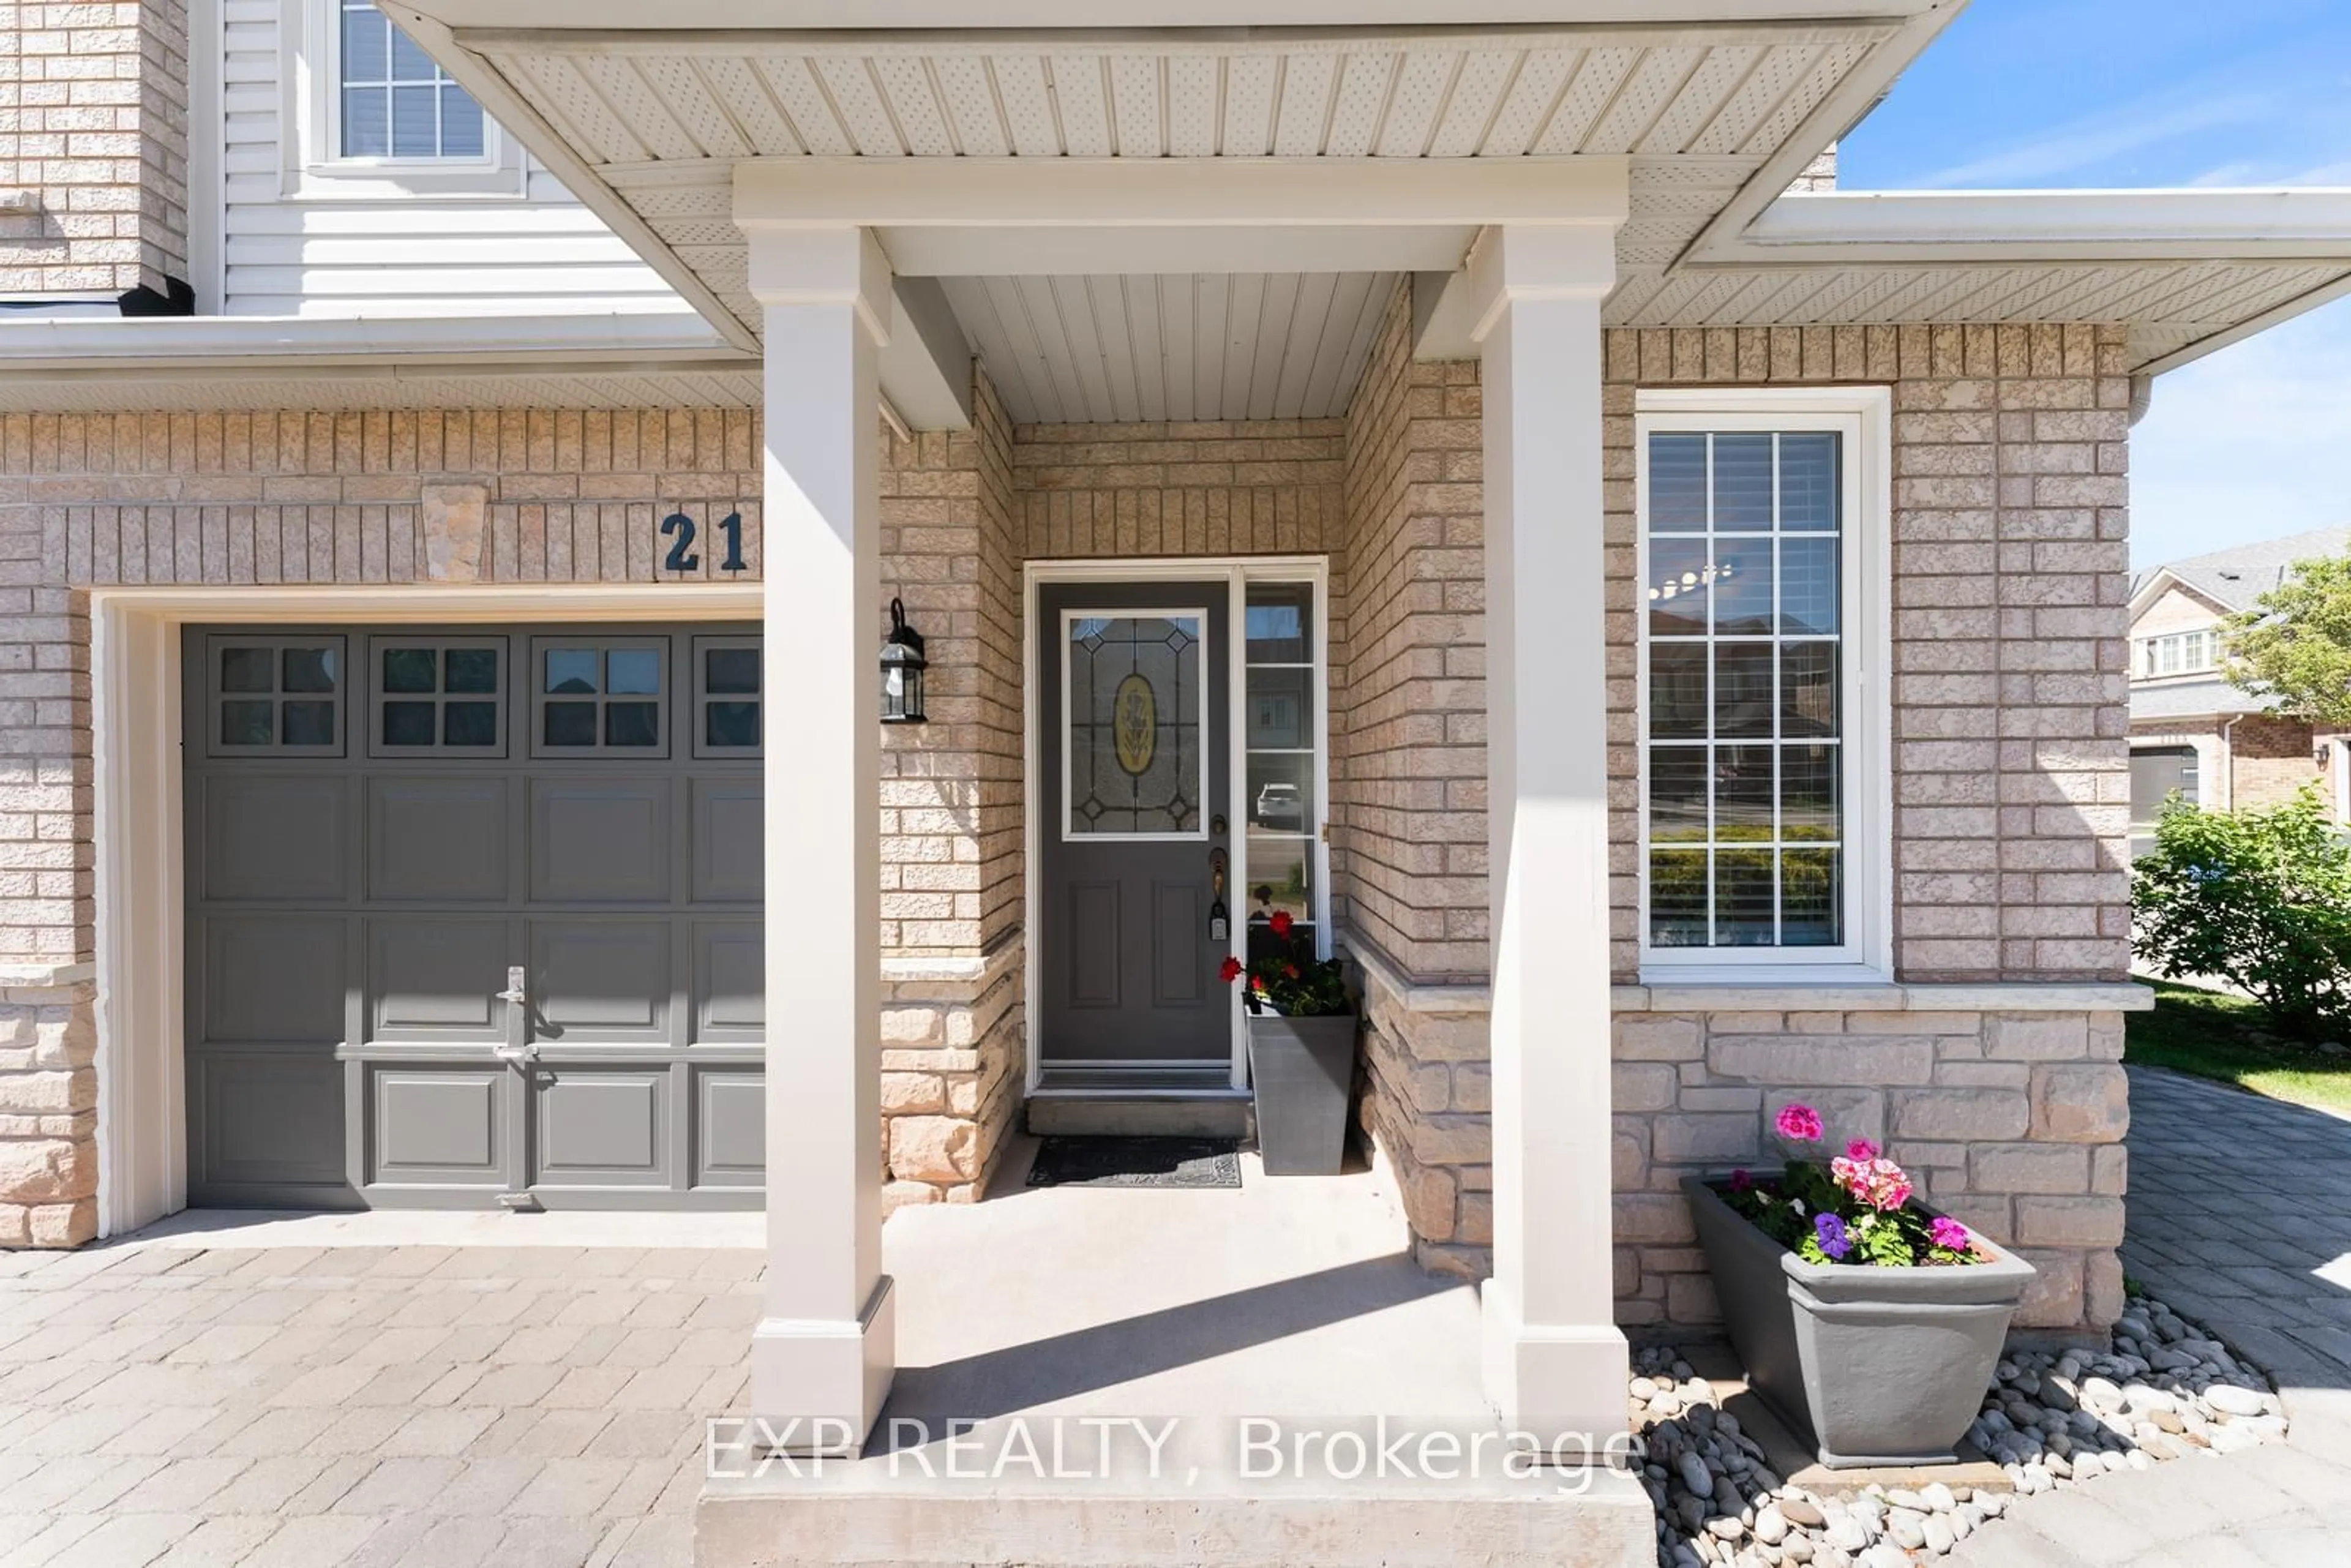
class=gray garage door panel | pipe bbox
[203,915,348,1043]
[535,1070,669,1187]
[372,1070,505,1183]
[369,777,511,902]
[533,920,671,1038]
[203,1054,345,1189]
[203,776,349,902]
[185,623,765,1210]
[696,1069,765,1187]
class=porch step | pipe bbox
[697,1460,1655,1567]
[1025,1065,1254,1138]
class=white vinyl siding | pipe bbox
[216,0,688,320]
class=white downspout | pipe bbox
[2220,715,2243,810]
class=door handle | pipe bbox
[496,966,536,1066]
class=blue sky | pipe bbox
[1835,0,2351,567]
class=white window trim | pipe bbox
[1633,386,1894,983]
[282,0,524,199]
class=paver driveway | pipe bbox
[0,1219,760,1567]
[1948,1065,2351,1566]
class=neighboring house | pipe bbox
[2127,527,2351,841]
[6,0,2351,1469]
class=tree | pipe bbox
[2222,552,2351,724]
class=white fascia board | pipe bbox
[414,1,1944,31]
[734,156,1629,232]
[0,313,751,369]
[1732,188,2351,263]
[1674,2,1964,268]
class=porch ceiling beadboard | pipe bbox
[391,13,1932,413]
[938,271,1399,424]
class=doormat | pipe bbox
[1024,1136,1242,1190]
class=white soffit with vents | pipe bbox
[383,0,2351,424]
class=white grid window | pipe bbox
[2139,630,2216,678]
[1638,391,1887,974]
[339,1,484,159]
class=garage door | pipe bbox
[182,624,765,1209]
[2131,745,2200,828]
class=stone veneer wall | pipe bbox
[1340,295,2139,1331]
[1611,1007,2131,1333]
[0,0,189,297]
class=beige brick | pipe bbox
[2015,1195,2124,1249]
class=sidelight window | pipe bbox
[1637,393,1886,971]
[1243,584,1318,964]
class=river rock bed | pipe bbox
[1631,1293,2287,1567]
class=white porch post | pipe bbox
[1472,220,1628,1447]
[748,223,895,1455]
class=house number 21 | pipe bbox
[660,511,748,574]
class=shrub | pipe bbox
[2132,786,2351,1039]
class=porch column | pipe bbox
[749,223,894,1455]
[1472,220,1627,1447]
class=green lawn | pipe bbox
[2127,977,2351,1115]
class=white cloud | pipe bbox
[1912,91,2272,187]
[2131,296,2351,568]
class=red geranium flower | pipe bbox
[1269,909,1294,937]
[1283,961,1299,979]
[1218,956,1244,983]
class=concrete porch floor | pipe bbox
[697,1139,1653,1567]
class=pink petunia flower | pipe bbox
[1930,1216,1970,1252]
[1775,1103,1823,1142]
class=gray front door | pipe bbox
[182,624,765,1209]
[1038,583,1234,1066]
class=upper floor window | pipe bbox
[338,2,484,160]
[2139,629,2217,678]
[1636,390,1889,976]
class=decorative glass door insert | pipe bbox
[1062,611,1207,839]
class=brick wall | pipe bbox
[1340,296,2139,1330]
[1606,324,2135,986]
[1336,285,1489,987]
[2225,715,2322,809]
[0,0,189,298]
[1014,419,1343,559]
[879,373,1027,1207]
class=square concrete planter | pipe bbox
[1681,1174,2036,1468]
[1247,1012,1357,1176]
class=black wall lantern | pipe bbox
[880,596,928,724]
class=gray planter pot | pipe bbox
[1681,1174,2036,1468]
[1247,1011,1357,1176]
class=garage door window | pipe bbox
[373,637,505,754]
[534,639,669,757]
[209,637,344,756]
[694,637,761,757]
